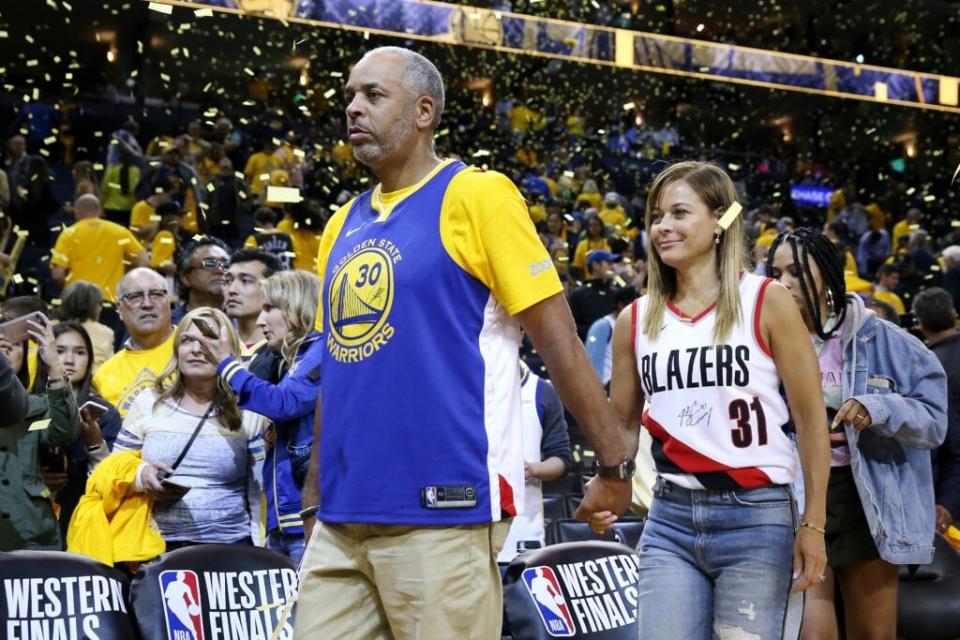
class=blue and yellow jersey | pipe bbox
[315,159,562,526]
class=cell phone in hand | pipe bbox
[192,317,219,339]
[0,311,46,344]
[38,445,66,474]
[79,399,110,421]
[160,477,192,497]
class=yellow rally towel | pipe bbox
[67,450,165,565]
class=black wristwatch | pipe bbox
[595,457,637,480]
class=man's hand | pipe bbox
[575,476,632,534]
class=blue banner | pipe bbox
[790,183,834,208]
[162,0,960,113]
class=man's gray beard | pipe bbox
[352,144,382,167]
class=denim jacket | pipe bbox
[218,333,323,536]
[840,295,947,564]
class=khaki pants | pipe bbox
[294,520,510,640]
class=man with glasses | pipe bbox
[93,268,174,416]
[171,237,230,325]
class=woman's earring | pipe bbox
[714,232,721,245]
[826,288,835,308]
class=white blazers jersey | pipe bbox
[498,366,546,562]
[633,273,796,490]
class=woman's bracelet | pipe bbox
[800,520,826,534]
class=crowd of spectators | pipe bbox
[0,61,958,590]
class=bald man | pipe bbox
[51,194,148,303]
[92,268,174,415]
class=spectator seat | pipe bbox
[129,544,298,640]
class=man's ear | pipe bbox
[415,96,437,132]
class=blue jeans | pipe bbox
[637,478,798,639]
[267,530,306,565]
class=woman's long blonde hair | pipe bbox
[642,161,748,344]
[154,307,243,431]
[261,270,320,368]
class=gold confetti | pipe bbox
[266,186,302,203]
[717,202,743,230]
[29,419,52,432]
[148,2,173,14]
[194,8,213,17]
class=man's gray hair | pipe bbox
[943,245,960,264]
[117,267,168,300]
[363,46,445,129]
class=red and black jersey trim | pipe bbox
[643,411,773,489]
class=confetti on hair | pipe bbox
[717,202,743,230]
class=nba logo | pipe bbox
[522,566,575,637]
[158,570,205,640]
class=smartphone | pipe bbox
[79,399,110,421]
[38,445,66,474]
[160,477,192,496]
[0,311,46,344]
[192,317,218,339]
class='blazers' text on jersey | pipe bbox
[633,273,797,490]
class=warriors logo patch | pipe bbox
[327,246,396,363]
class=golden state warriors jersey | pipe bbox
[316,160,563,525]
[633,273,797,489]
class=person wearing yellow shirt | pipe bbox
[865,202,887,231]
[129,172,180,240]
[892,208,922,252]
[150,202,185,276]
[99,160,140,226]
[278,206,320,272]
[526,192,547,225]
[244,139,283,198]
[509,104,546,134]
[92,268,175,417]
[599,192,630,234]
[872,264,906,316]
[50,195,148,304]
[244,206,295,271]
[571,214,612,279]
[575,179,603,211]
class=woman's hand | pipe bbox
[792,526,828,593]
[195,323,233,366]
[27,314,65,381]
[832,398,873,432]
[139,461,186,501]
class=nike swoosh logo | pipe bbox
[345,226,363,237]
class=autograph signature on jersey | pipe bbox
[678,401,712,428]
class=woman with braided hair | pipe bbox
[768,227,947,640]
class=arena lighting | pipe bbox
[148,0,960,115]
